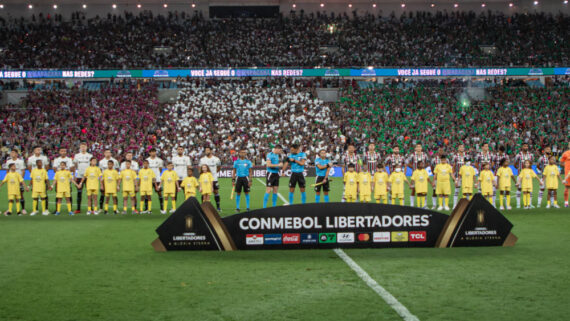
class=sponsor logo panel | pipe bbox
[264,234,282,245]
[409,231,426,242]
[246,234,264,245]
[301,233,318,244]
[391,231,408,242]
[319,233,336,243]
[373,232,391,243]
[337,232,355,243]
[283,233,301,244]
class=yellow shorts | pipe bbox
[8,194,21,201]
[185,193,196,200]
[164,192,176,198]
[345,193,357,200]
[499,184,511,192]
[522,188,532,193]
[545,185,558,190]
[436,184,451,195]
[462,186,473,194]
[360,194,371,202]
[87,189,98,196]
[122,191,135,197]
[392,193,404,199]
[31,191,47,198]
[374,193,387,200]
[415,189,428,195]
[140,190,152,196]
[345,196,357,202]
[56,191,70,198]
[105,192,117,197]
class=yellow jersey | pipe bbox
[519,168,537,190]
[389,172,406,195]
[3,171,23,195]
[54,170,73,193]
[479,170,495,194]
[459,165,476,189]
[84,166,102,190]
[496,166,514,189]
[182,176,199,196]
[344,171,358,196]
[542,165,560,190]
[30,168,48,193]
[138,168,156,192]
[199,172,214,194]
[411,169,429,194]
[373,171,389,195]
[358,172,372,196]
[161,170,179,194]
[103,169,120,192]
[434,163,453,183]
[120,169,137,192]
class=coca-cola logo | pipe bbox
[282,233,300,244]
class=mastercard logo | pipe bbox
[358,233,370,242]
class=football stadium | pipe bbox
[1,1,569,320]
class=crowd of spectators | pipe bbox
[0,10,568,69]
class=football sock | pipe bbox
[289,192,294,204]
[263,193,269,208]
[67,203,71,212]
[301,192,306,204]
[8,202,13,213]
[236,195,241,209]
[272,194,278,207]
[516,190,521,207]
[33,200,38,212]
[77,189,83,211]
[538,190,544,206]
[324,195,329,203]
[410,195,414,206]
[215,194,220,209]
[57,203,61,212]
[499,196,504,208]
[315,194,320,203]
[42,198,47,211]
[438,197,443,207]
[245,194,250,209]
[445,197,449,208]
[506,195,511,207]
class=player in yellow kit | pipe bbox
[478,163,496,204]
[433,155,456,210]
[199,165,214,203]
[343,164,358,203]
[181,167,199,200]
[138,160,156,214]
[160,162,179,214]
[389,165,409,206]
[28,159,49,216]
[80,158,102,215]
[411,161,431,209]
[357,163,372,203]
[543,156,561,208]
[458,158,476,201]
[496,158,516,210]
[119,160,138,214]
[52,162,79,215]
[102,160,120,214]
[1,163,27,215]
[517,160,541,209]
[373,164,389,204]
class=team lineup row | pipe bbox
[2,142,570,215]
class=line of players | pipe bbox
[1,144,222,216]
[255,142,570,211]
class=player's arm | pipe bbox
[231,167,236,185]
[323,161,331,181]
[248,165,252,186]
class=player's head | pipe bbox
[8,163,16,171]
[143,160,149,168]
[125,160,131,169]
[200,165,210,173]
[438,147,445,155]
[204,146,212,156]
[187,166,193,176]
[394,164,402,172]
[273,145,282,154]
[393,146,400,154]
[290,144,299,154]
[377,163,385,172]
[415,144,422,153]
[482,143,489,152]
[543,146,551,155]
[483,162,490,170]
[498,146,506,154]
[523,160,531,169]
[60,162,67,170]
[90,157,97,166]
[36,159,43,168]
[458,144,465,152]
[149,148,156,157]
[239,148,247,159]
[104,149,112,158]
[348,163,355,172]
[361,162,368,172]
[522,143,529,152]
[418,161,425,169]
[177,146,184,156]
[107,160,114,169]
[347,144,355,153]
[10,149,18,158]
[125,152,133,160]
[319,149,326,158]
[33,146,42,155]
[368,144,375,152]
[167,162,174,170]
[548,155,556,164]
[440,155,448,163]
[59,148,67,157]
[500,158,509,167]
[80,142,87,152]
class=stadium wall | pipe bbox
[0,0,568,18]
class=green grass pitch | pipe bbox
[0,178,569,321]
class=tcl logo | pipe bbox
[283,233,300,244]
[409,231,426,242]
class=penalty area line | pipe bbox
[255,178,289,205]
[333,248,420,321]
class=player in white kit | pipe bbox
[199,147,222,211]
[146,148,164,211]
[73,142,92,213]
[172,147,192,201]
